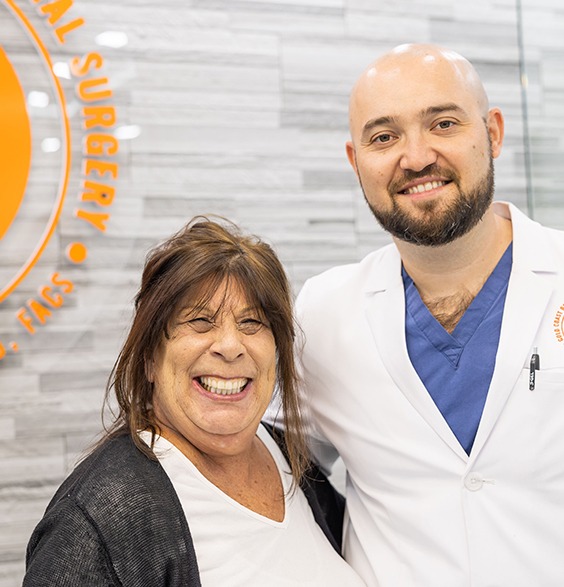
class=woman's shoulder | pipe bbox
[26,434,201,586]
[51,434,162,505]
[39,435,196,566]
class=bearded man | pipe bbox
[294,43,564,587]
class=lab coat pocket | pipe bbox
[535,368,564,390]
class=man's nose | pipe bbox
[399,132,438,172]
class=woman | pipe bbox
[23,217,365,586]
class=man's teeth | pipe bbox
[405,181,446,195]
[199,376,248,395]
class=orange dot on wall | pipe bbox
[67,242,88,264]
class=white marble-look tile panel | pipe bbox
[345,12,431,43]
[132,87,281,113]
[430,20,519,47]
[224,0,344,8]
[453,1,520,24]
[281,41,391,93]
[132,103,281,129]
[133,124,301,155]
[345,0,455,16]
[230,8,345,37]
[521,10,564,48]
[77,4,230,29]
[129,61,282,94]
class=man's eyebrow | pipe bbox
[360,103,466,142]
[361,115,396,140]
[422,103,466,117]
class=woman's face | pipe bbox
[149,280,277,457]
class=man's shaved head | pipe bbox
[349,43,490,139]
[345,43,504,247]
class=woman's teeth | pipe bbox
[198,376,249,395]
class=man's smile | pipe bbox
[400,180,451,196]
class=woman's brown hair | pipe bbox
[102,216,309,485]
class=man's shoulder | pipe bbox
[500,200,564,242]
[299,242,398,298]
[502,201,564,268]
[537,219,564,243]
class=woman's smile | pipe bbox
[196,375,251,397]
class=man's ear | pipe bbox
[346,141,359,175]
[487,108,504,159]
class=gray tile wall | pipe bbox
[0,1,562,584]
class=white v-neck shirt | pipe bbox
[140,425,365,586]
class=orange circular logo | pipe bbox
[0,0,71,303]
[1,1,119,360]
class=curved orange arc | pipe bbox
[0,47,31,241]
[0,0,72,303]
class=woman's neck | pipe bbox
[156,422,285,521]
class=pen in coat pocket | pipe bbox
[529,347,540,391]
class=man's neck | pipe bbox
[395,205,513,329]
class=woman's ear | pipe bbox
[145,356,154,383]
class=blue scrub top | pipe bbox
[403,244,513,454]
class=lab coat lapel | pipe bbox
[470,203,556,459]
[364,247,469,462]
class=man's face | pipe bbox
[346,49,503,246]
[361,151,496,247]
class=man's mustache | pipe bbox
[389,164,458,193]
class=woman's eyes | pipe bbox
[237,318,265,335]
[187,317,215,333]
[185,316,265,335]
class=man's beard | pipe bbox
[360,158,495,247]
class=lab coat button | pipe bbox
[464,473,484,491]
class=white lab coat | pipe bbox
[296,202,564,587]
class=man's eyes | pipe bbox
[434,120,456,130]
[367,120,457,145]
[371,133,394,144]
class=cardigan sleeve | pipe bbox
[300,459,346,553]
[23,434,202,587]
[24,497,119,586]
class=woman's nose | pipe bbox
[209,322,245,362]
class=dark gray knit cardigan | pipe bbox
[24,425,345,587]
